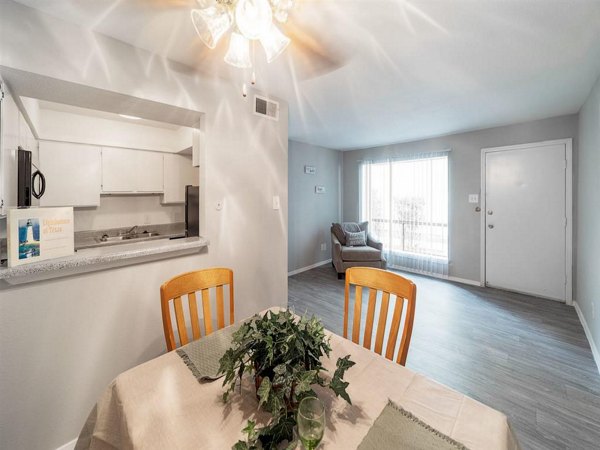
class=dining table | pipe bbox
[76,308,520,450]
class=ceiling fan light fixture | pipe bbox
[236,0,273,40]
[259,23,290,63]
[224,32,252,68]
[191,6,232,49]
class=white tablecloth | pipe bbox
[76,314,520,450]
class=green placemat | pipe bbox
[176,324,240,382]
[358,400,470,450]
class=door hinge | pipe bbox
[564,160,568,169]
[0,83,4,102]
[565,217,568,227]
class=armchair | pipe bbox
[331,222,387,279]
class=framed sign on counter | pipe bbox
[6,207,74,267]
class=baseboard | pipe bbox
[56,438,77,450]
[389,265,480,287]
[573,301,600,375]
[288,259,332,276]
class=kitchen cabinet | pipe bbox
[162,153,198,204]
[39,141,101,207]
[101,147,164,193]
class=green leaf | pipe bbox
[257,377,272,409]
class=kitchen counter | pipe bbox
[0,236,208,285]
[74,222,186,250]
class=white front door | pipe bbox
[483,141,570,301]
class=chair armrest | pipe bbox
[367,234,383,251]
[331,232,343,259]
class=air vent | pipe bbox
[254,95,279,121]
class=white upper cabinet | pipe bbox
[162,153,198,204]
[39,141,101,207]
[101,147,164,193]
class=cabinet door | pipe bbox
[101,147,136,193]
[136,150,164,192]
[162,153,198,203]
[39,141,101,207]
[102,147,163,193]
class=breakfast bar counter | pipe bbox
[0,236,208,284]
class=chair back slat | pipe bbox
[385,295,404,360]
[374,291,391,355]
[188,292,201,341]
[173,296,189,347]
[397,295,417,365]
[344,267,417,366]
[362,288,378,349]
[201,288,213,335]
[160,268,234,351]
[351,285,363,343]
[216,285,225,329]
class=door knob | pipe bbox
[488,224,494,229]
[487,210,493,215]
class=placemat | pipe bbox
[176,324,240,382]
[358,400,470,450]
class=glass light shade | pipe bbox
[259,23,290,63]
[224,32,252,68]
[191,6,231,49]
[235,0,272,40]
[195,0,215,8]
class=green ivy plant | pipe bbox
[218,309,355,449]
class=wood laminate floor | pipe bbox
[288,265,600,450]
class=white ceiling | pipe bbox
[13,0,600,150]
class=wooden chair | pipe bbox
[160,267,234,351]
[344,267,417,366]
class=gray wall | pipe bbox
[289,140,342,272]
[576,74,600,356]
[343,115,578,281]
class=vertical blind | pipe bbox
[360,152,449,276]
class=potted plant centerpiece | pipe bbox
[218,309,355,449]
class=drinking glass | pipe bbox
[297,396,325,450]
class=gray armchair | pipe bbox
[331,222,387,279]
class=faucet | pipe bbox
[124,225,138,236]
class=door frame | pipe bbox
[479,138,573,305]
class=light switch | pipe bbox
[468,194,479,203]
[272,196,280,210]
[315,186,326,194]
[216,201,223,211]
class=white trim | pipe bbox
[480,138,573,304]
[55,438,77,450]
[288,259,332,276]
[389,264,479,286]
[574,301,600,375]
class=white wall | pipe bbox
[0,2,288,450]
[73,195,184,232]
[343,115,578,282]
[576,74,600,366]
[288,140,342,272]
[38,108,194,153]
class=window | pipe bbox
[360,153,449,275]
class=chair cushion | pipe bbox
[342,221,368,234]
[345,230,367,247]
[341,245,382,262]
[331,223,346,245]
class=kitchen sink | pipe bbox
[94,231,160,244]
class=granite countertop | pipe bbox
[0,235,208,283]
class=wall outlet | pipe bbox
[272,195,280,210]
[216,201,223,211]
[320,243,326,251]
[468,194,479,203]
